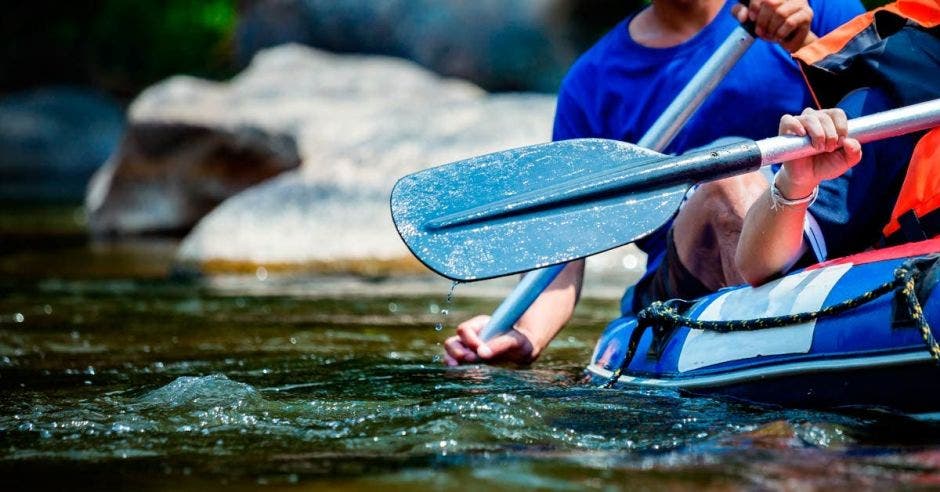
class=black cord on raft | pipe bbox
[602,259,940,389]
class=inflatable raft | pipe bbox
[587,238,940,417]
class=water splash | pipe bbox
[134,374,262,410]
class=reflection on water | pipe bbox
[4,208,940,490]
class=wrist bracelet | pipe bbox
[770,172,818,210]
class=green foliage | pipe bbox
[0,0,236,98]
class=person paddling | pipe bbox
[738,0,940,284]
[444,0,864,366]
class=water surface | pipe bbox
[3,205,940,490]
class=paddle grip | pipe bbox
[756,98,940,166]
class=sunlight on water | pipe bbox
[3,232,940,490]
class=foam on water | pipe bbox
[4,267,940,489]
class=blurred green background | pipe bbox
[0,0,893,99]
[1,0,237,99]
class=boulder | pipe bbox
[86,122,300,235]
[236,0,639,92]
[162,44,552,270]
[0,86,124,202]
[170,44,645,278]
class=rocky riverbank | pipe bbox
[84,44,644,280]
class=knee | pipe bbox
[697,174,765,206]
[699,174,766,215]
[682,174,768,236]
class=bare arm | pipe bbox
[735,108,862,285]
[443,259,583,365]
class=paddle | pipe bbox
[391,99,940,281]
[476,15,758,341]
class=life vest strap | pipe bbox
[883,209,940,247]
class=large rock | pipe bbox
[236,0,638,92]
[0,86,124,202]
[86,122,300,235]
[165,44,554,271]
[170,45,646,279]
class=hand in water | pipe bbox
[443,315,536,366]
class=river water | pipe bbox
[4,205,940,491]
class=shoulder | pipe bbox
[559,21,626,97]
[553,19,635,140]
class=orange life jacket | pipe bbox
[792,0,940,249]
[882,128,940,245]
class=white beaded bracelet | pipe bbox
[770,172,818,210]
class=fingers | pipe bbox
[775,9,810,42]
[791,108,847,152]
[442,315,489,366]
[731,3,749,24]
[480,331,524,361]
[779,114,806,136]
[455,315,488,351]
[838,137,863,167]
[754,0,778,38]
[779,108,860,183]
[444,335,477,365]
[744,0,814,51]
[831,107,849,141]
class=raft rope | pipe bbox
[602,259,940,389]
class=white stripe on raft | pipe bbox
[677,263,852,372]
[587,350,933,389]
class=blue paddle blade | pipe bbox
[391,138,690,281]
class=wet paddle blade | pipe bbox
[391,139,688,281]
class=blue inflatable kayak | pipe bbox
[587,238,940,417]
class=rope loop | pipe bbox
[603,259,940,388]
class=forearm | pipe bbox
[737,107,861,286]
[515,259,584,355]
[735,184,811,286]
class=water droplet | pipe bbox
[441,309,449,316]
[428,303,440,314]
[43,305,52,315]
[387,302,399,313]
[289,337,297,345]
[13,313,24,323]
[255,266,269,281]
[434,323,443,332]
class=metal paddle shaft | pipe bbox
[391,99,940,284]
[478,24,756,341]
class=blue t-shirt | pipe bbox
[551,0,864,296]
